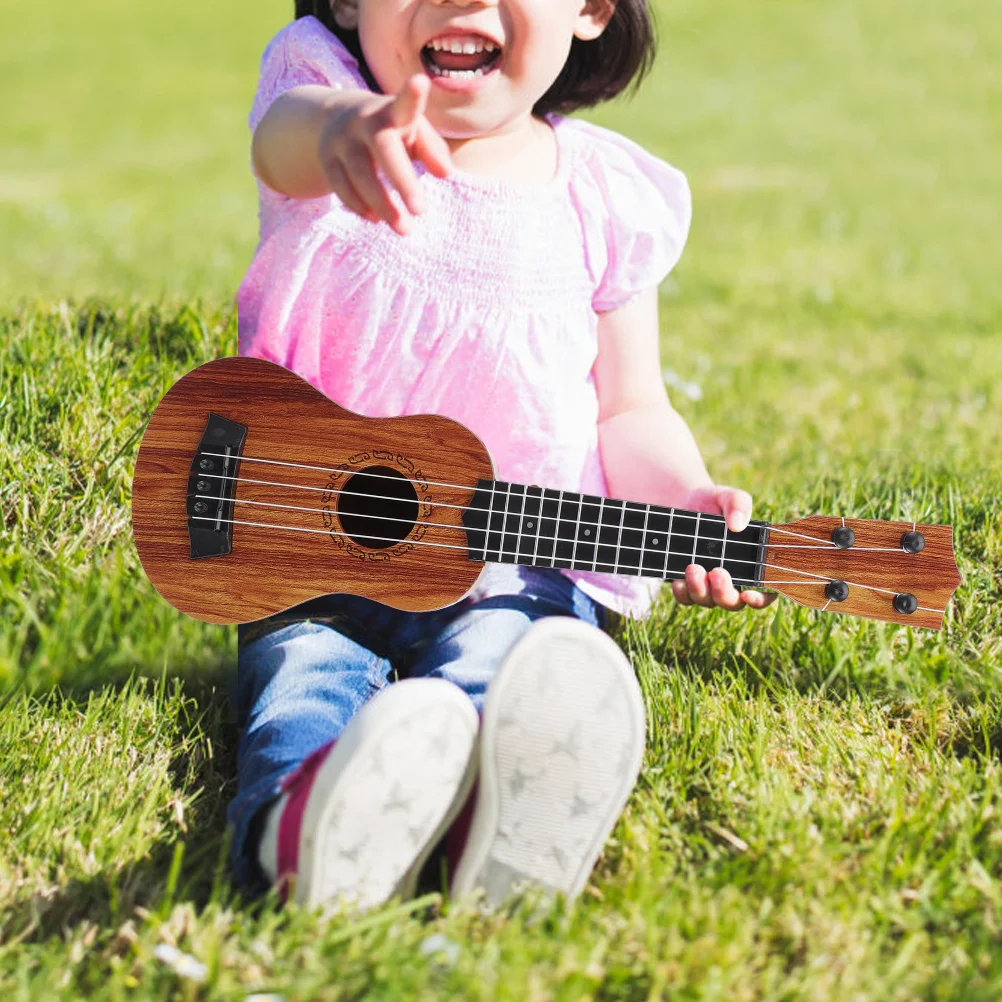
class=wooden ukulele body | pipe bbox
[132,356,494,623]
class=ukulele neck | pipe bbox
[461,480,771,586]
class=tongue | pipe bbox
[428,48,495,72]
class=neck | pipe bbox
[443,113,557,184]
[461,480,771,587]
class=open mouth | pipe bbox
[420,34,503,79]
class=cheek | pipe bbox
[357,10,410,93]
[507,9,575,84]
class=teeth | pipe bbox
[426,64,492,79]
[427,37,499,53]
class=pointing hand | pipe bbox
[318,74,453,235]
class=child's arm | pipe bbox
[593,287,774,610]
[252,75,452,235]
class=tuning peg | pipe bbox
[831,527,855,548]
[893,592,918,615]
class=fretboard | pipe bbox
[461,481,770,587]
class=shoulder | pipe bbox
[558,116,691,237]
[250,16,370,133]
[257,15,368,91]
[556,117,693,312]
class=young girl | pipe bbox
[230,0,773,912]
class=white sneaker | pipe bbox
[258,677,479,912]
[450,617,646,906]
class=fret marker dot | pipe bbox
[584,529,591,536]
[527,522,533,528]
[652,538,659,545]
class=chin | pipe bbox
[430,106,522,142]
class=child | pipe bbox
[230,0,774,911]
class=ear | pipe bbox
[331,0,359,30]
[573,0,617,41]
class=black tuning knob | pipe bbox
[901,531,925,553]
[893,593,918,615]
[832,527,855,548]
[825,580,850,602]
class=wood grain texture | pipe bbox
[132,356,494,624]
[763,516,962,629]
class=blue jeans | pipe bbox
[227,566,609,890]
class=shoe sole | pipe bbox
[295,678,479,911]
[451,617,646,906]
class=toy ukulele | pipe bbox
[131,356,962,628]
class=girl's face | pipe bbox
[346,0,615,138]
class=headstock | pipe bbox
[762,516,961,629]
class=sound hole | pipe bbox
[338,465,418,549]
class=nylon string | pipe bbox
[189,512,943,613]
[185,475,943,612]
[198,450,867,548]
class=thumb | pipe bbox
[389,74,430,141]
[720,487,752,533]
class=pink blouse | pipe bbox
[237,16,692,619]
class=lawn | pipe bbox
[2,0,1001,998]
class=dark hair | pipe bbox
[293,0,656,116]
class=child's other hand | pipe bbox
[318,74,453,236]
[670,484,777,612]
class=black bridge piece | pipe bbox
[186,413,247,558]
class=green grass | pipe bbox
[2,0,1001,997]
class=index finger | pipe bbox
[371,128,425,217]
[389,74,430,143]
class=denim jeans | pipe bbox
[227,566,609,890]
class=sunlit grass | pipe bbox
[1,0,1000,997]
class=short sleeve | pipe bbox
[566,119,692,314]
[249,16,371,134]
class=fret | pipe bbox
[485,482,510,561]
[665,511,695,576]
[571,493,584,566]
[481,479,498,561]
[513,484,525,560]
[616,502,647,573]
[638,504,650,572]
[521,485,543,565]
[538,488,560,567]
[611,500,627,574]
[573,494,602,570]
[642,508,671,575]
[550,489,564,567]
[501,483,525,563]
[720,524,728,569]
[553,491,580,569]
[691,512,701,565]
[592,497,606,571]
[718,521,767,586]
[692,515,726,573]
[496,482,513,561]
[663,508,675,577]
[596,498,623,573]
